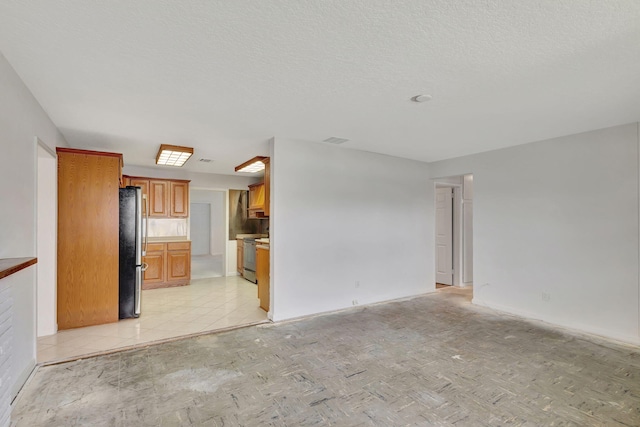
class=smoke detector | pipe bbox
[411,94,432,103]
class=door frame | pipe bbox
[189,187,227,276]
[35,137,57,337]
[435,182,462,286]
[433,174,473,288]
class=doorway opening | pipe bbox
[190,189,226,279]
[36,186,268,365]
[434,174,473,293]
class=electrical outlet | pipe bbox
[355,281,360,288]
[542,291,551,302]
[352,299,358,306]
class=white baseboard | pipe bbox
[472,298,640,347]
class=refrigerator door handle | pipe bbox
[135,188,143,263]
[141,262,149,271]
[143,194,149,256]
[135,266,142,316]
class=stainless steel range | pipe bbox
[243,238,257,283]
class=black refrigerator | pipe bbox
[119,186,145,318]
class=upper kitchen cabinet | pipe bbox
[170,181,189,217]
[247,158,270,218]
[57,148,123,329]
[149,180,169,216]
[123,176,190,218]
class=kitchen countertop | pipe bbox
[236,234,268,240]
[148,236,191,242]
[256,238,269,244]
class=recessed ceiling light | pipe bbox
[411,94,432,103]
[156,144,194,167]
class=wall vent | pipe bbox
[199,158,213,162]
[323,137,349,145]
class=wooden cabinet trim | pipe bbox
[146,243,165,252]
[167,241,191,251]
[123,175,190,184]
[0,257,37,280]
[57,147,123,160]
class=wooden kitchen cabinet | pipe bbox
[170,181,189,217]
[166,242,191,284]
[128,178,148,198]
[256,245,270,312]
[248,183,265,209]
[142,243,165,285]
[237,238,244,275]
[123,176,190,218]
[263,158,270,216]
[57,147,122,329]
[247,158,270,218]
[149,180,169,216]
[248,183,266,218]
[142,241,191,289]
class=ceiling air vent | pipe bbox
[323,137,349,145]
[199,158,213,163]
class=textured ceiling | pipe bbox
[1,0,639,175]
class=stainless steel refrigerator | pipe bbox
[119,186,146,318]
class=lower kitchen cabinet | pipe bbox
[166,242,191,284]
[237,238,244,276]
[142,241,191,289]
[256,245,270,312]
[142,243,165,285]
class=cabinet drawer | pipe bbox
[167,241,191,251]
[146,243,166,252]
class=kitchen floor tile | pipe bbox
[36,275,269,364]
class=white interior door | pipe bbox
[436,187,453,285]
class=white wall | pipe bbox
[190,189,226,256]
[36,143,57,337]
[0,53,68,417]
[271,138,434,321]
[429,123,640,345]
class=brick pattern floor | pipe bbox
[14,288,640,426]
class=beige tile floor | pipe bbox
[37,275,268,364]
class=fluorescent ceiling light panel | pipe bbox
[235,156,268,173]
[156,144,194,167]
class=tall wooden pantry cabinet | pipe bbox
[57,148,123,329]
